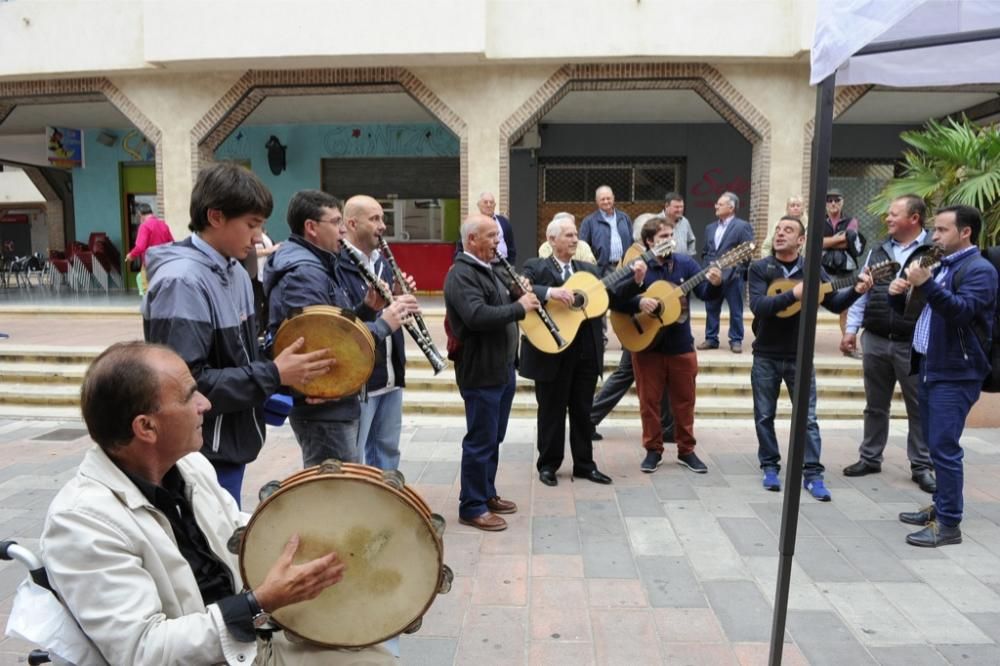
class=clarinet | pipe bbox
[494,250,567,349]
[378,237,438,352]
[342,242,448,375]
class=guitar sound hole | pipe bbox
[572,292,585,309]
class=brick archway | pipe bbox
[499,63,773,238]
[0,78,164,214]
[192,68,469,211]
[800,85,872,203]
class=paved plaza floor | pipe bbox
[1,413,999,665]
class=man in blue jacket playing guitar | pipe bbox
[612,216,723,474]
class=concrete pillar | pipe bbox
[409,65,559,210]
[109,72,245,240]
[715,63,815,239]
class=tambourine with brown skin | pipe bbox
[272,305,375,399]
[235,461,452,648]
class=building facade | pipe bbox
[1,0,997,287]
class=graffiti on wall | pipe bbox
[323,124,458,157]
[690,167,750,211]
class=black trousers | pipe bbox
[590,349,675,441]
[535,349,599,474]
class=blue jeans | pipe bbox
[919,362,980,527]
[289,416,361,467]
[458,366,516,520]
[704,275,745,345]
[213,461,246,509]
[751,356,824,480]
[359,389,403,471]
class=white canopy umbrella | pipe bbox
[812,0,1000,86]
[769,2,1000,663]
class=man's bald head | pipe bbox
[343,195,380,222]
[343,194,386,252]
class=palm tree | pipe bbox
[867,117,1000,246]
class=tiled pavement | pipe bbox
[1,415,999,665]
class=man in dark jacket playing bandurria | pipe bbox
[749,216,872,502]
[444,213,540,532]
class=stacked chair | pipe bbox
[45,236,125,291]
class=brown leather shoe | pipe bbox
[487,496,518,514]
[459,511,508,532]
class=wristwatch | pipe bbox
[246,590,271,630]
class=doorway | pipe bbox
[119,164,156,290]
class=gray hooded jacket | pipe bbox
[143,237,280,466]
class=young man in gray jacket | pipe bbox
[143,164,330,505]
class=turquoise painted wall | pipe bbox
[214,123,459,241]
[71,129,153,252]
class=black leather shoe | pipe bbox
[912,469,937,494]
[574,468,612,485]
[591,430,604,441]
[899,504,936,526]
[906,521,962,548]
[843,460,881,477]
[539,469,557,487]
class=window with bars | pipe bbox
[541,159,684,203]
[829,158,903,243]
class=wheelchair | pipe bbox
[2,539,104,665]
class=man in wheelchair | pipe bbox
[38,341,393,665]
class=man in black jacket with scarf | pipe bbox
[444,213,540,532]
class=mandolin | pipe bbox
[767,259,900,318]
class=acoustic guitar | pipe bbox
[522,238,676,353]
[611,241,756,352]
[767,258,900,318]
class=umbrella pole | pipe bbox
[768,71,837,666]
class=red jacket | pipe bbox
[128,215,174,263]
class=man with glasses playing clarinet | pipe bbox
[338,195,413,472]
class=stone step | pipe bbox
[0,379,903,420]
[403,368,899,400]
[0,361,91,383]
[0,355,870,385]
[400,391,890,419]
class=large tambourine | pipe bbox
[272,305,375,399]
[238,461,452,648]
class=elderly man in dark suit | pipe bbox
[476,191,516,264]
[520,213,639,486]
[699,191,755,353]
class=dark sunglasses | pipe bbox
[826,196,843,203]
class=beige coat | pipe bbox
[41,447,392,666]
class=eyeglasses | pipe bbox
[826,197,843,203]
[313,216,343,226]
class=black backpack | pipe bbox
[952,246,1000,393]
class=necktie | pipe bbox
[562,262,571,281]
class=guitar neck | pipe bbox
[602,247,658,286]
[679,265,712,295]
[829,273,858,292]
